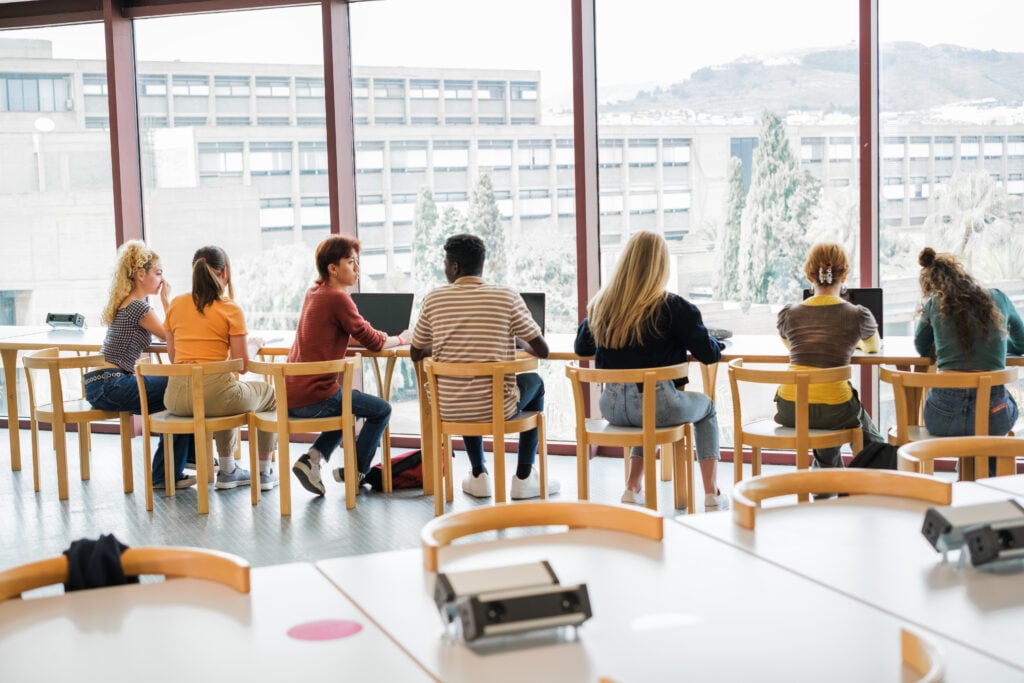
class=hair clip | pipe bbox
[819,266,833,285]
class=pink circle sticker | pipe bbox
[287,619,363,641]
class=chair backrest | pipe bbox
[880,366,1018,445]
[135,357,243,419]
[248,356,358,427]
[902,628,946,683]
[898,435,1024,477]
[423,356,539,431]
[420,501,664,571]
[23,348,116,417]
[0,546,251,600]
[732,469,952,529]
[727,358,852,440]
[565,362,688,450]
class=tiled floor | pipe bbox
[0,428,774,571]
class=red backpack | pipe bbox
[363,449,423,492]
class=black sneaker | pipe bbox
[152,474,198,490]
[292,453,325,496]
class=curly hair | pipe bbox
[918,247,1004,350]
[101,240,161,325]
[587,231,670,349]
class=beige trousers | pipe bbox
[164,372,277,457]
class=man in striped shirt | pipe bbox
[410,234,560,499]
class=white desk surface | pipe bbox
[975,474,1024,497]
[676,484,1024,673]
[316,523,1018,682]
[0,562,434,682]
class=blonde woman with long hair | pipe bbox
[575,231,728,509]
[85,240,196,489]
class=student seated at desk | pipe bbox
[914,247,1024,454]
[574,231,728,509]
[164,246,277,491]
[775,243,884,468]
[409,233,559,500]
[288,236,407,497]
[85,240,196,489]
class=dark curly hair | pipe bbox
[917,247,1004,350]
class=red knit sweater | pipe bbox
[286,285,387,407]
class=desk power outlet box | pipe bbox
[456,582,592,642]
[922,500,1024,552]
[46,312,86,329]
[965,521,1024,566]
[434,561,558,623]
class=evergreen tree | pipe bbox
[714,156,745,301]
[738,111,820,305]
[412,186,441,298]
[470,174,506,284]
[437,205,468,246]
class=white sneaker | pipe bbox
[510,467,560,500]
[462,471,493,498]
[705,490,730,511]
[620,488,644,506]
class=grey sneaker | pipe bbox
[292,453,325,496]
[259,469,278,491]
[215,466,251,490]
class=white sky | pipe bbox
[5,0,1023,107]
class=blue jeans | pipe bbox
[84,371,195,481]
[599,380,720,461]
[925,386,1018,477]
[464,372,544,476]
[288,389,392,474]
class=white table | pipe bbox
[0,562,435,681]
[676,484,1024,674]
[975,474,1024,497]
[316,523,1019,682]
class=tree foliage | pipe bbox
[738,110,820,305]
[470,174,507,285]
[412,187,441,300]
[232,243,314,330]
[714,156,745,300]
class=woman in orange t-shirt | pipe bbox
[163,245,278,492]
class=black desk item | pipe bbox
[520,292,546,335]
[350,292,414,336]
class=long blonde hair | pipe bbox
[587,231,670,348]
[101,240,161,325]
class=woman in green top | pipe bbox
[914,247,1024,441]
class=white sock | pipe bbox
[259,459,271,474]
[307,447,322,466]
[218,456,235,473]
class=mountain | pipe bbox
[604,42,1024,116]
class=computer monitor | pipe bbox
[802,287,884,338]
[350,292,415,336]
[520,292,546,335]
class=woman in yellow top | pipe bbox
[163,245,278,491]
[774,243,884,468]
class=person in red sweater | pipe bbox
[288,236,408,496]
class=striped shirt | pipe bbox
[101,299,153,374]
[413,276,541,422]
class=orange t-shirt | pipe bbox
[165,295,247,363]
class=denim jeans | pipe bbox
[599,380,720,461]
[288,389,392,474]
[774,386,884,468]
[84,371,195,481]
[924,387,1018,436]
[464,372,544,476]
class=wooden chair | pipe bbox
[423,356,548,516]
[136,358,257,515]
[0,546,250,600]
[420,500,664,572]
[413,359,436,497]
[248,356,360,515]
[22,348,133,501]
[902,627,946,683]
[731,469,951,530]
[898,435,1023,479]
[565,362,693,512]
[728,358,864,485]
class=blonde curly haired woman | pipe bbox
[574,231,728,510]
[84,240,196,489]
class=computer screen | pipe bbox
[801,287,884,338]
[350,292,415,336]
[520,292,546,335]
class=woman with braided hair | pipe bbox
[774,242,884,468]
[914,247,1024,444]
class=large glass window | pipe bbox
[134,7,326,331]
[351,0,577,438]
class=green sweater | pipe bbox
[914,288,1024,370]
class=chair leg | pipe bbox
[278,431,291,516]
[643,444,657,511]
[660,439,672,481]
[494,436,507,504]
[421,421,434,496]
[433,436,446,517]
[343,430,357,511]
[119,414,133,494]
[576,440,589,501]
[752,447,762,477]
[78,422,90,481]
[142,429,154,512]
[381,425,393,493]
[195,428,210,515]
[733,442,744,483]
[672,439,688,512]
[444,436,454,503]
[249,422,260,508]
[162,435,173,497]
[54,420,69,500]
[29,414,40,493]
